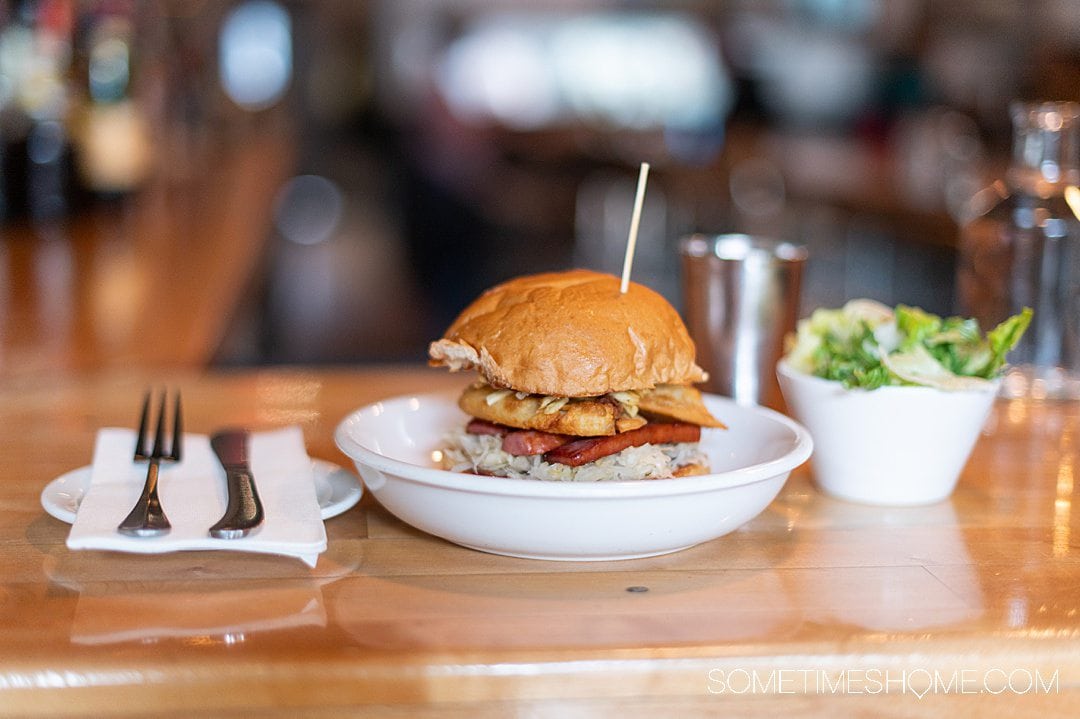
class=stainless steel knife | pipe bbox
[209,429,264,539]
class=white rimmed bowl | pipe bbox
[777,359,999,506]
[334,390,812,561]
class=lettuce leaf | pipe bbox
[785,300,1031,390]
[987,308,1033,370]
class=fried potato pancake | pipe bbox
[459,382,724,436]
[459,384,645,436]
[637,385,726,429]
[673,462,711,477]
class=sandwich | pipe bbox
[428,269,725,481]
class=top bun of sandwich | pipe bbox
[428,269,708,397]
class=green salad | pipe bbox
[784,299,1032,390]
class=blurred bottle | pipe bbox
[955,101,1080,400]
[69,1,150,198]
[0,0,77,221]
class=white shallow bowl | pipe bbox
[334,390,812,561]
[777,359,999,506]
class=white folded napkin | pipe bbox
[67,426,327,566]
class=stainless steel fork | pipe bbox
[117,390,182,537]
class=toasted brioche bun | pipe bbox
[429,269,708,397]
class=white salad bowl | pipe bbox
[334,390,812,561]
[777,359,999,506]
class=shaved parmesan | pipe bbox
[881,345,993,391]
[842,298,894,326]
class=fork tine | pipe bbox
[170,391,183,462]
[151,390,167,459]
[134,390,151,460]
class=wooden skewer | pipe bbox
[620,162,650,294]
[1065,185,1080,220]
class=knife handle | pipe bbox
[209,466,264,539]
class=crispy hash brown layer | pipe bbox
[638,384,727,429]
[673,462,710,477]
[458,383,642,436]
[458,382,724,437]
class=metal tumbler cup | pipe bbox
[680,234,807,408]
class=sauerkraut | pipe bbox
[439,429,706,482]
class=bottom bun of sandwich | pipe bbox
[428,269,725,481]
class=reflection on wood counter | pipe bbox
[0,367,1077,716]
[0,120,293,379]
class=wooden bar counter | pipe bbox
[1,366,1077,716]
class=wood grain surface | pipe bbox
[0,367,1077,716]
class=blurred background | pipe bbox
[1,0,1078,376]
